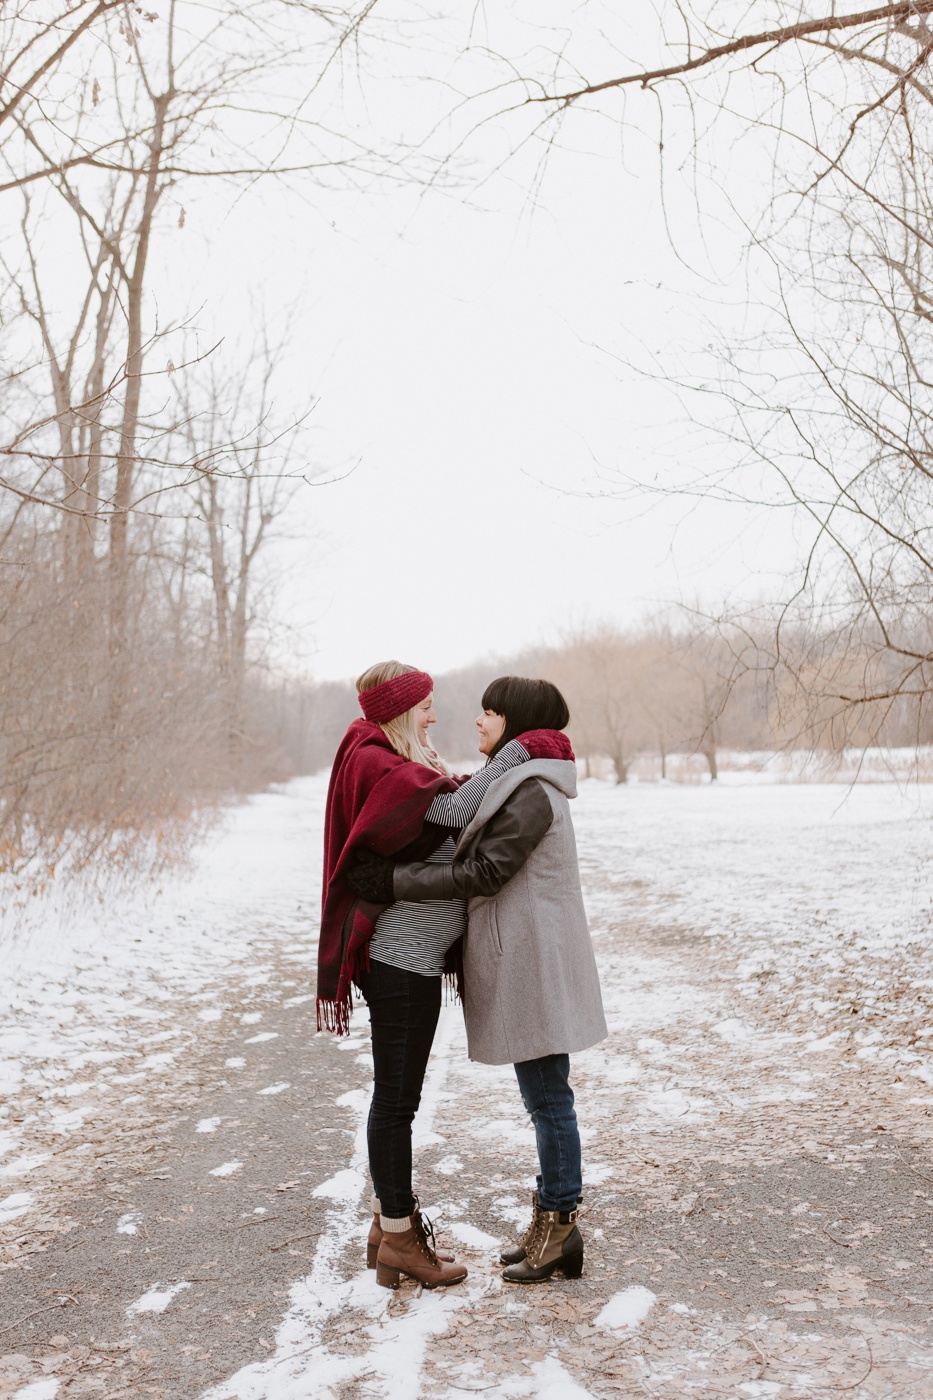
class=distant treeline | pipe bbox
[8,612,928,886]
[296,621,933,782]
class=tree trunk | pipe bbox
[109,90,169,666]
[205,476,231,678]
[77,263,116,573]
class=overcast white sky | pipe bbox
[163,12,796,681]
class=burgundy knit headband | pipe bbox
[358,670,433,725]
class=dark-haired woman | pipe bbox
[350,676,607,1286]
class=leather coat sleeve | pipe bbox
[392,779,554,902]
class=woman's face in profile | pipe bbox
[415,693,437,745]
[476,708,506,755]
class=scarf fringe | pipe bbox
[316,995,352,1035]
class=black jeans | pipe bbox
[357,958,442,1218]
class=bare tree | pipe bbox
[544,620,767,780]
[572,630,650,783]
[173,334,311,770]
[461,5,933,752]
[0,0,430,879]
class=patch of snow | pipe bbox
[473,1117,536,1147]
[806,1034,843,1053]
[241,1013,263,1025]
[59,1080,93,1098]
[198,1007,223,1021]
[641,1088,692,1118]
[225,1057,246,1068]
[582,1162,613,1186]
[434,1154,463,1176]
[595,1286,657,1331]
[497,1354,596,1398]
[0,1190,34,1224]
[116,1211,142,1235]
[0,1153,50,1178]
[0,1128,23,1158]
[446,1221,500,1250]
[492,1196,533,1230]
[257,1082,290,1096]
[12,1381,60,1400]
[196,1117,222,1134]
[48,1107,88,1133]
[209,1160,242,1178]
[126,1281,191,1315]
[590,1057,642,1084]
[312,1168,367,1202]
[244,1032,278,1044]
[712,1018,755,1043]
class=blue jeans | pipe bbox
[513,1053,582,1212]
[357,958,441,1218]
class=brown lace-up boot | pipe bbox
[375,1207,468,1290]
[500,1192,538,1266]
[501,1204,584,1284]
[368,1211,455,1269]
[367,1212,382,1269]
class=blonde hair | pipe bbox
[356,660,449,774]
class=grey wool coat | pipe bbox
[455,759,607,1066]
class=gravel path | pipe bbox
[3,776,933,1398]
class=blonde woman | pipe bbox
[318,661,550,1289]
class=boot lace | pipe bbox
[412,1203,440,1267]
[524,1205,549,1267]
[518,1192,538,1250]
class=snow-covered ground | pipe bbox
[195,776,933,1400]
[576,779,933,1083]
[4,772,931,1145]
[3,771,933,1398]
[0,781,325,1183]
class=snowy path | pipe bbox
[3,776,933,1397]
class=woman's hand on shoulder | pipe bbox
[347,849,396,903]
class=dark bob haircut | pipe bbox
[481,676,571,759]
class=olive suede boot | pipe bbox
[375,1208,468,1290]
[500,1192,583,1266]
[501,1205,584,1284]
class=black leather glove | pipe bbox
[347,849,396,904]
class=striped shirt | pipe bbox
[368,740,529,977]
